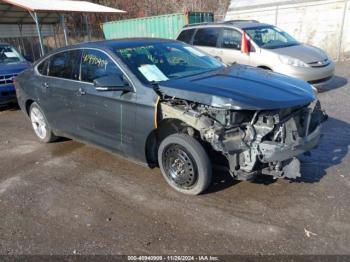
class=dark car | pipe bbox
[15,39,326,195]
[0,43,30,105]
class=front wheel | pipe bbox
[158,134,212,195]
[29,102,57,143]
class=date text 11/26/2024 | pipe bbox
[127,256,219,261]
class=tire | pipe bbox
[29,102,57,143]
[158,133,212,195]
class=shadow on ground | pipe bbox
[0,103,19,112]
[206,169,240,194]
[318,76,348,93]
[293,117,350,183]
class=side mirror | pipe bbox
[93,75,133,92]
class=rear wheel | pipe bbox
[158,134,212,195]
[30,102,57,143]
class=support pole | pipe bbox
[52,25,58,49]
[29,11,45,56]
[337,0,348,61]
[61,14,68,46]
[18,24,26,56]
[84,14,91,41]
[275,5,279,26]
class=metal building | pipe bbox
[226,0,350,61]
[0,0,125,60]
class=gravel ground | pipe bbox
[0,63,349,255]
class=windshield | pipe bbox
[112,42,224,83]
[0,45,25,64]
[245,26,299,49]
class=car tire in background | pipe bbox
[158,133,212,195]
[29,102,57,143]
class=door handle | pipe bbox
[77,87,86,96]
[42,82,49,89]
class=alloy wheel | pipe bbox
[30,107,47,140]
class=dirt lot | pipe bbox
[0,63,350,256]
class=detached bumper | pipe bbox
[258,125,321,163]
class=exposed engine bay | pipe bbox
[159,97,327,180]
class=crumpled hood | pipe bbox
[270,44,328,63]
[0,62,30,75]
[158,64,316,110]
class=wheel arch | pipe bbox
[25,99,35,116]
[145,118,197,167]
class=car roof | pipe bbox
[58,38,177,51]
[35,38,179,65]
[182,21,271,30]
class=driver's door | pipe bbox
[75,49,137,153]
[217,28,251,66]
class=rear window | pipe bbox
[48,50,81,80]
[177,29,195,44]
[193,28,220,47]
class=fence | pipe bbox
[0,22,105,61]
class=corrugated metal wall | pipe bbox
[0,24,54,38]
[103,12,214,40]
[226,0,350,61]
[104,13,187,39]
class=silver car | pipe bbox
[177,20,335,86]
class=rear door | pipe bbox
[192,27,222,60]
[37,49,82,135]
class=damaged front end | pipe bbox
[159,98,327,180]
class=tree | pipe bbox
[68,0,230,32]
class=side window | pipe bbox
[193,28,220,47]
[48,50,81,80]
[177,29,195,44]
[37,59,49,76]
[221,29,242,50]
[81,49,121,83]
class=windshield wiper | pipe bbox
[263,42,300,49]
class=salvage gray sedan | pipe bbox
[15,39,327,195]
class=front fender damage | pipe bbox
[159,97,326,180]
